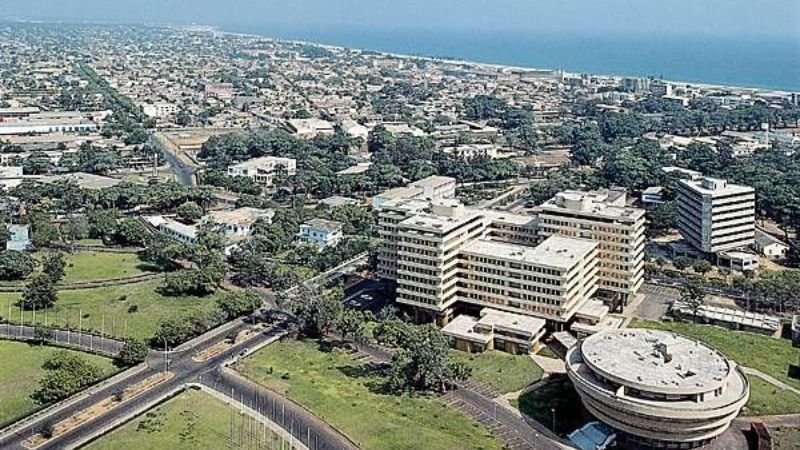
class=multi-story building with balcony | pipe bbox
[676,177,756,254]
[534,189,646,306]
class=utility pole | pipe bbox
[161,337,169,373]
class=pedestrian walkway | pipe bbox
[531,354,566,374]
[741,367,800,395]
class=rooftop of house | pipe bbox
[205,207,274,226]
[301,218,344,234]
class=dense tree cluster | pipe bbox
[32,351,103,404]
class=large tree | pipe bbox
[0,250,35,281]
[386,324,471,394]
[32,351,103,404]
[20,274,58,310]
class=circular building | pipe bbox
[566,329,749,449]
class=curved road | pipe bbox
[0,317,353,450]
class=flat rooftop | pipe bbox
[581,329,732,393]
[680,177,754,197]
[538,190,645,222]
[462,235,597,270]
[477,208,538,226]
[399,209,480,234]
[671,301,780,332]
[206,207,273,226]
[231,156,296,169]
[409,175,456,190]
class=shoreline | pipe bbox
[206,25,797,95]
[2,19,796,93]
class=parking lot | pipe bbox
[634,283,681,320]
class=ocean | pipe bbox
[227,25,800,92]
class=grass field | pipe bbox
[85,389,296,450]
[57,251,158,284]
[236,339,503,450]
[0,341,116,427]
[631,319,800,415]
[745,377,800,416]
[0,251,156,287]
[535,346,558,359]
[73,239,106,248]
[450,350,543,394]
[0,279,222,341]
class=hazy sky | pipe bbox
[1,0,798,38]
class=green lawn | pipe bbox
[0,341,116,427]
[631,319,800,415]
[73,239,106,248]
[0,280,222,341]
[58,251,158,284]
[85,389,295,450]
[236,339,503,450]
[450,350,543,394]
[744,377,800,416]
[512,375,584,437]
[631,319,800,389]
[536,346,558,359]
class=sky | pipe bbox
[1,0,798,39]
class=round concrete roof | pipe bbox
[580,329,731,395]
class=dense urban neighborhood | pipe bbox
[0,21,798,450]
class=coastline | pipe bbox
[204,25,798,94]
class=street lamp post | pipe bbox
[551,407,556,432]
[161,337,169,373]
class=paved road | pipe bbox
[203,368,356,450]
[345,334,569,450]
[149,134,196,186]
[0,319,304,450]
[0,253,374,450]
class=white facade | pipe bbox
[204,207,274,237]
[567,329,749,448]
[0,113,98,135]
[142,102,178,119]
[677,177,755,254]
[227,156,297,186]
[372,175,457,210]
[378,196,596,326]
[535,189,646,304]
[296,219,344,249]
[158,220,197,244]
[287,118,335,138]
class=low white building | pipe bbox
[442,308,547,354]
[227,156,297,186]
[160,221,197,244]
[296,218,344,249]
[340,119,369,140]
[752,229,789,259]
[640,186,665,206]
[0,112,98,135]
[0,166,24,190]
[142,102,178,119]
[204,207,274,237]
[287,118,335,139]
